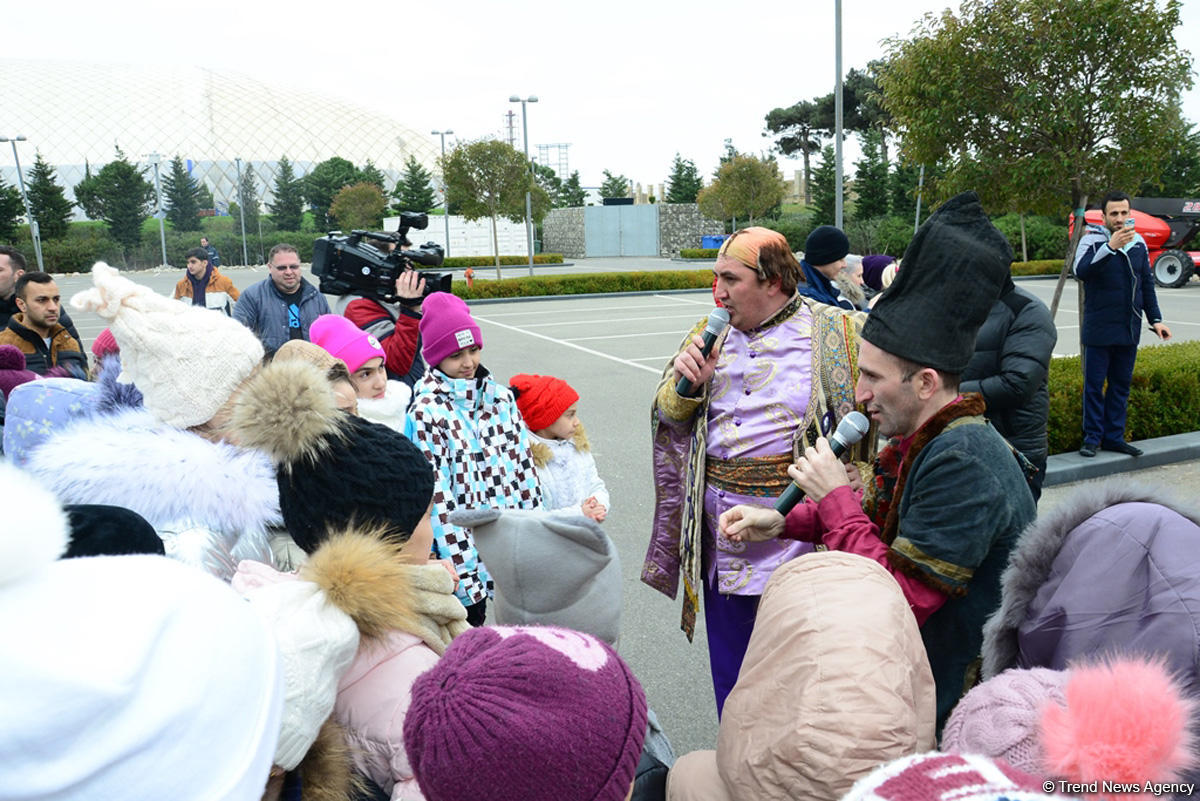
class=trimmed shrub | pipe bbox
[1010,259,1062,276]
[454,269,714,300]
[1047,341,1200,454]
[439,254,564,268]
[991,214,1069,261]
[679,248,719,259]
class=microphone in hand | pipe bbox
[675,307,731,396]
[773,411,871,515]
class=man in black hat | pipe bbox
[720,192,1036,730]
[798,225,856,309]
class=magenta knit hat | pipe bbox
[0,345,38,401]
[403,625,648,801]
[942,666,1070,775]
[419,292,482,368]
[91,327,120,360]
[308,314,384,373]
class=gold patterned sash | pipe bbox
[704,453,793,498]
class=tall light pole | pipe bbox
[147,152,168,267]
[509,95,538,277]
[834,0,844,229]
[430,129,454,257]
[234,158,249,266]
[1,135,44,271]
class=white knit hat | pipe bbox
[0,462,285,800]
[71,262,264,428]
[235,564,361,771]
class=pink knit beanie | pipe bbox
[942,667,1070,774]
[91,327,120,360]
[308,314,384,373]
[403,625,648,801]
[419,292,481,368]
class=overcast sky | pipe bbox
[5,0,1199,190]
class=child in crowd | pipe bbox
[309,313,411,431]
[403,625,648,801]
[510,373,610,522]
[406,292,542,626]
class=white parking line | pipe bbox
[521,312,705,328]
[472,301,698,318]
[567,331,688,342]
[473,314,662,374]
[654,293,714,307]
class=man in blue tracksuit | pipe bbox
[1073,191,1171,458]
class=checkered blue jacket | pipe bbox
[406,366,543,605]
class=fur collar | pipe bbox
[881,393,986,548]
[981,478,1200,679]
[530,424,590,468]
[296,720,361,801]
[24,408,281,532]
[301,530,469,653]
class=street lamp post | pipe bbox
[430,129,454,257]
[1,135,44,271]
[509,95,538,277]
[147,152,168,267]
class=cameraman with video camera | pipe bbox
[313,213,451,390]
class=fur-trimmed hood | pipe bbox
[982,478,1200,684]
[299,530,469,652]
[23,407,279,579]
[529,422,590,468]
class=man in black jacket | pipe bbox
[961,277,1057,499]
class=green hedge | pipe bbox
[453,269,714,300]
[1047,341,1200,454]
[439,254,563,268]
[1011,259,1062,276]
[679,248,720,259]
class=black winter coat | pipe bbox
[961,285,1057,466]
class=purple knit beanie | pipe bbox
[941,667,1069,775]
[419,292,482,368]
[403,625,649,801]
[861,254,896,292]
[0,345,39,401]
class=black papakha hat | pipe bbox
[861,191,1012,373]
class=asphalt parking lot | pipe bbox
[51,265,1200,755]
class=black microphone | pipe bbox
[675,307,731,397]
[773,411,871,515]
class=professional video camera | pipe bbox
[311,211,451,303]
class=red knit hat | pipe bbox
[509,373,579,432]
[91,328,119,360]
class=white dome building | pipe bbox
[0,58,439,211]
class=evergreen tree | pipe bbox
[560,171,587,207]
[889,160,922,222]
[27,153,75,240]
[532,162,564,207]
[391,156,437,213]
[665,154,703,203]
[269,156,305,231]
[598,169,630,199]
[809,146,847,227]
[72,148,154,257]
[163,155,203,232]
[852,129,890,220]
[360,161,387,191]
[234,164,260,236]
[304,157,363,230]
[74,161,103,220]
[0,176,23,242]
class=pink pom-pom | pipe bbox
[0,344,26,370]
[1041,657,1195,793]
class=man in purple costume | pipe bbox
[641,227,874,716]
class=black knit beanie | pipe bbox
[862,191,1013,373]
[232,360,435,553]
[804,225,851,266]
[63,504,165,558]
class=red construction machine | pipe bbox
[1075,198,1200,288]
